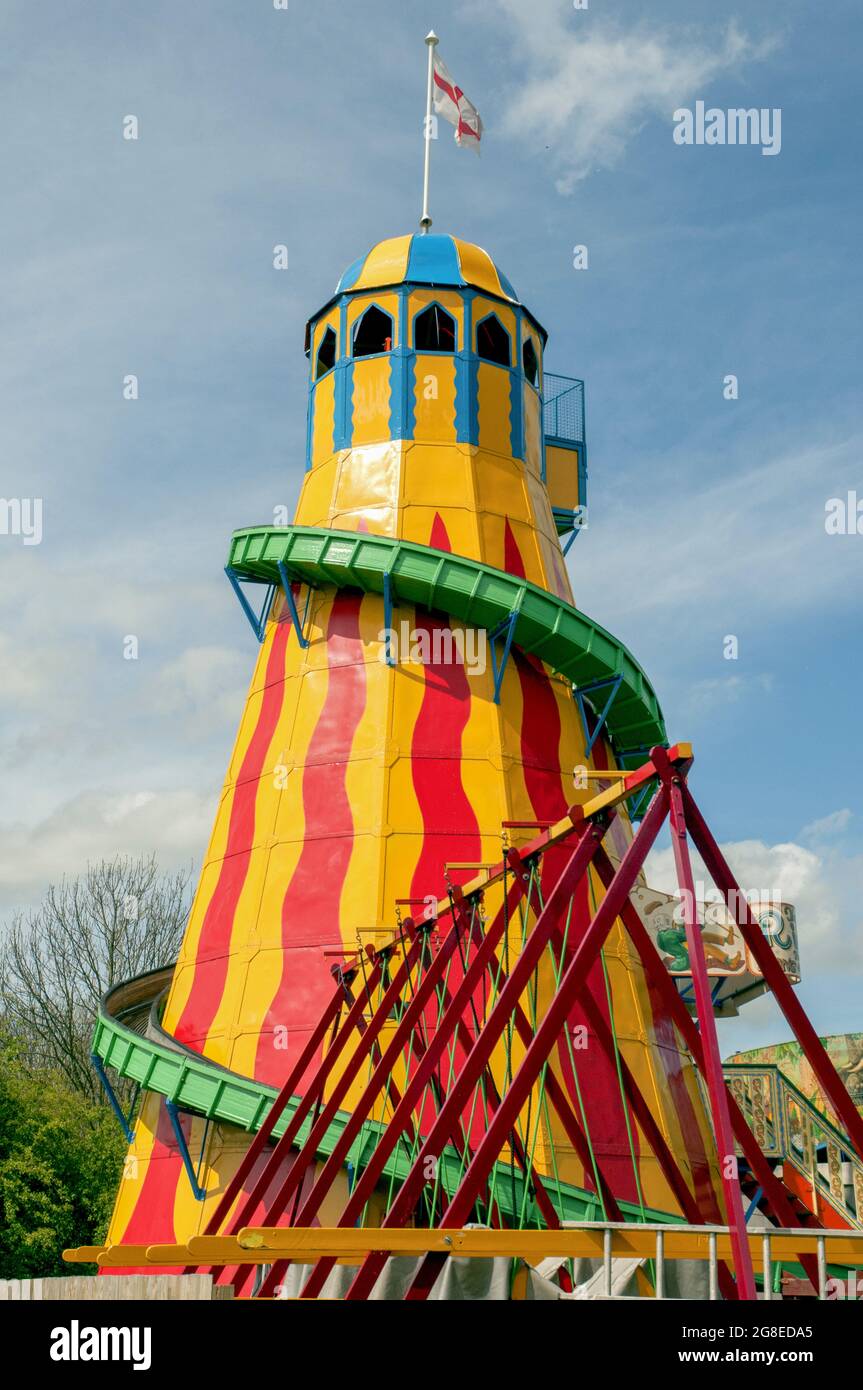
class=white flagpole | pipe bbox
[420,30,438,233]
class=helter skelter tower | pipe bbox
[94,232,863,1299]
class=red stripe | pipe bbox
[505,518,642,1201]
[253,593,367,1088]
[173,616,292,1049]
[433,69,463,106]
[100,1102,185,1276]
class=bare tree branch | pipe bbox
[0,855,192,1103]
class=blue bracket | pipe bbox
[276,560,310,649]
[383,571,395,667]
[562,528,580,557]
[573,674,623,758]
[627,778,656,823]
[744,1186,763,1223]
[225,566,275,644]
[166,1100,207,1201]
[92,1053,135,1143]
[489,609,518,705]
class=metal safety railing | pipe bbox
[542,372,585,445]
[66,1222,863,1301]
[726,1064,863,1230]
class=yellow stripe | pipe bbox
[353,235,412,291]
[453,237,507,299]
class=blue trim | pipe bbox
[489,610,519,704]
[226,567,275,643]
[305,376,316,471]
[336,253,367,293]
[573,674,623,758]
[496,267,518,301]
[744,1187,764,1223]
[467,357,480,447]
[410,298,459,352]
[276,561,310,649]
[92,1053,135,1143]
[627,781,654,822]
[350,300,395,357]
[474,310,513,367]
[389,285,410,440]
[510,312,524,461]
[383,571,395,666]
[333,298,352,451]
[166,1101,207,1201]
[455,290,473,444]
[406,234,461,285]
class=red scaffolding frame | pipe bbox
[188,745,862,1301]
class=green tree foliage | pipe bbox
[0,1035,125,1277]
[0,856,192,1277]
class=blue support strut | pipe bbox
[92,1053,135,1143]
[383,571,395,667]
[166,1101,207,1201]
[489,610,518,705]
[573,674,623,757]
[276,560,310,648]
[225,566,275,644]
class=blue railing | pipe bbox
[543,373,585,446]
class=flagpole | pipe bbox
[420,30,438,233]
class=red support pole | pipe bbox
[682,782,863,1163]
[655,752,756,1300]
[591,845,823,1290]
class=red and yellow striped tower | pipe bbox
[101,234,729,1280]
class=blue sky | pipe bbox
[1,0,861,1052]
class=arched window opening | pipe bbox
[353,305,394,358]
[522,337,539,386]
[414,303,456,352]
[476,314,511,367]
[315,326,337,379]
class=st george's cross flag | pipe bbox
[433,52,483,153]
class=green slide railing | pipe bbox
[93,966,679,1228]
[227,525,666,767]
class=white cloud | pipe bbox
[494,6,778,190]
[684,672,774,717]
[646,833,863,975]
[802,808,853,842]
[151,644,248,731]
[576,433,863,645]
[0,788,213,911]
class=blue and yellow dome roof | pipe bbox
[336,234,520,303]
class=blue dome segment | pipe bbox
[316,234,547,347]
[335,252,368,294]
[405,234,462,286]
[333,234,520,301]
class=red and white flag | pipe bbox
[433,52,483,154]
